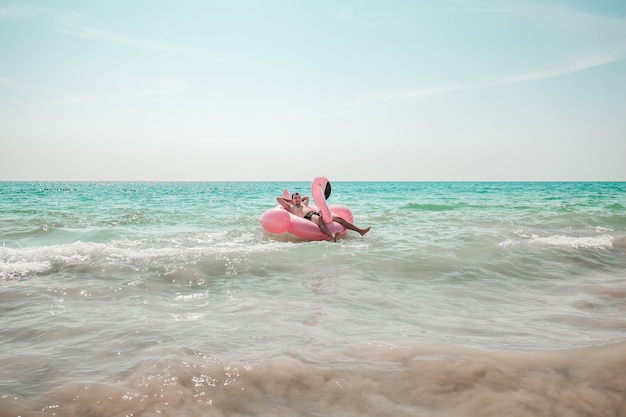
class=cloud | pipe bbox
[0,76,27,88]
[343,84,464,107]
[47,75,188,106]
[63,23,162,51]
[60,23,200,54]
[342,51,624,109]
[336,8,385,27]
[0,4,22,17]
[493,53,625,86]
[1,3,197,54]
[342,1,626,109]
[0,3,81,20]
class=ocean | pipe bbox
[1,181,625,417]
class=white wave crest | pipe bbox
[531,234,613,249]
[502,231,614,250]
[0,241,106,279]
[0,233,277,280]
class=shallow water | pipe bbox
[1,181,625,416]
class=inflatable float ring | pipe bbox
[259,176,354,241]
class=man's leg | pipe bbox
[314,216,339,241]
[332,216,370,236]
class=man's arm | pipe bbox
[277,197,292,210]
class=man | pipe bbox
[277,192,371,242]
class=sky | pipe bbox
[1,0,625,181]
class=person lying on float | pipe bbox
[276,192,370,242]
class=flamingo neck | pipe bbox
[311,176,331,222]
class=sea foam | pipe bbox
[501,230,614,250]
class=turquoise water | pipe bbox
[1,181,625,416]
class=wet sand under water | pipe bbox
[1,342,624,417]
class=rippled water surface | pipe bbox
[1,181,625,416]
